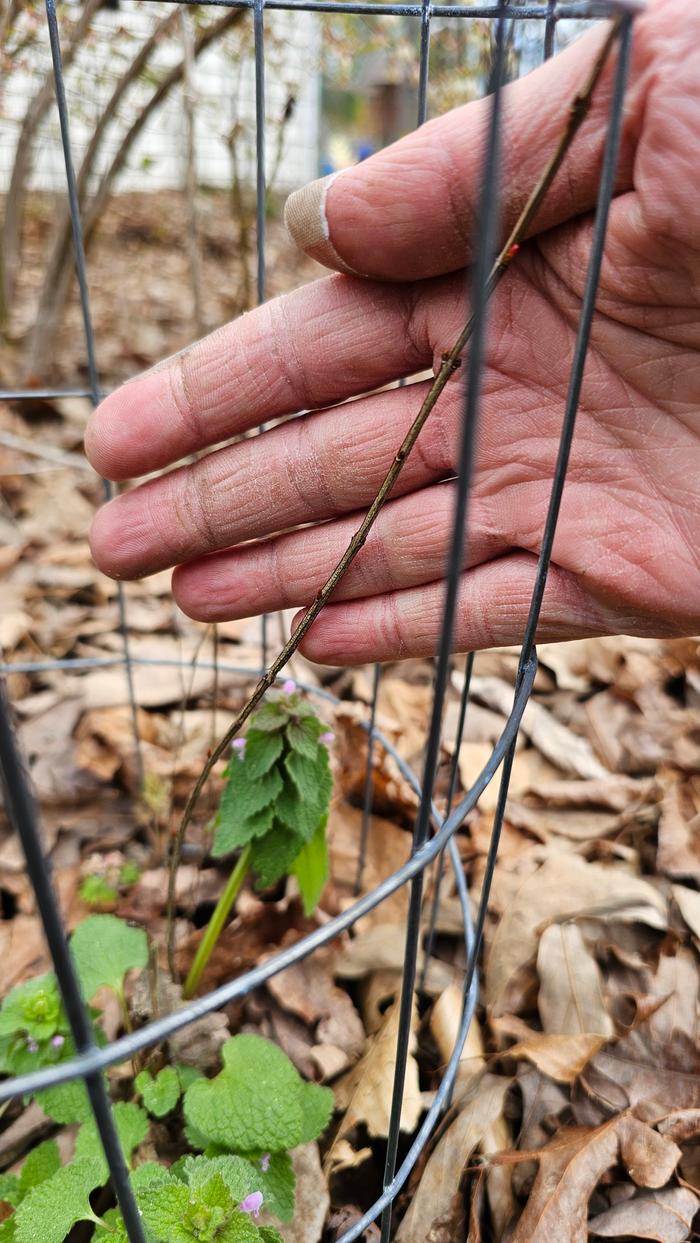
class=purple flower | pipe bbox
[26,1039,39,1053]
[51,1035,65,1049]
[319,731,335,746]
[232,737,246,762]
[239,1191,264,1218]
[281,679,296,695]
[260,1153,271,1173]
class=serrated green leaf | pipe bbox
[275,749,332,841]
[249,702,288,732]
[0,1174,19,1207]
[0,974,67,1042]
[218,1214,263,1243]
[213,802,275,857]
[14,1159,104,1243]
[70,915,148,1002]
[219,765,283,829]
[299,1081,334,1143]
[251,823,305,889]
[75,1101,149,1175]
[36,1078,93,1124]
[18,1139,60,1199]
[183,1154,258,1202]
[136,1066,181,1117]
[138,1179,193,1243]
[285,715,323,759]
[241,731,284,778]
[255,1151,295,1222]
[184,1034,305,1154]
[292,816,329,915]
[139,1172,262,1243]
[131,1162,170,1193]
[258,1229,285,1243]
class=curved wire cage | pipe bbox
[0,1,639,1239]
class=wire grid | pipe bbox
[0,1,635,1238]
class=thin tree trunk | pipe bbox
[1,0,103,318]
[180,7,205,337]
[24,7,243,379]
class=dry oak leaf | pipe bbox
[486,854,666,1017]
[672,884,700,942]
[658,781,700,884]
[537,922,614,1039]
[584,950,700,1118]
[469,676,607,779]
[326,996,422,1178]
[395,1072,511,1243]
[589,1186,700,1242]
[503,1115,681,1243]
[502,1032,606,1085]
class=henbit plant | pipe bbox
[0,909,334,1242]
[182,682,334,999]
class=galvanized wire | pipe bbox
[0,2,636,1238]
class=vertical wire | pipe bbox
[253,0,270,672]
[451,12,634,1104]
[518,15,631,677]
[0,682,147,1243]
[355,662,381,893]
[44,0,144,793]
[544,0,556,59]
[419,648,473,989]
[378,7,508,1239]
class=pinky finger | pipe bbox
[294,552,628,666]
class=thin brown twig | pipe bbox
[166,16,623,977]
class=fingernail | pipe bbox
[284,172,360,276]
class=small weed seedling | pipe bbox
[183,681,334,997]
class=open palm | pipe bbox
[86,0,700,666]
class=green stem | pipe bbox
[182,845,252,999]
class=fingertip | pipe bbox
[89,494,152,581]
[284,171,363,276]
[84,368,175,481]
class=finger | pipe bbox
[89,377,459,580]
[284,18,643,281]
[85,274,429,481]
[292,553,630,665]
[171,480,508,621]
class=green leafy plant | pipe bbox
[183,1035,333,1222]
[0,914,148,1124]
[183,682,334,998]
[3,1036,330,1242]
[79,874,119,910]
[0,912,332,1243]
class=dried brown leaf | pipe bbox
[328,997,422,1176]
[486,854,666,1016]
[470,676,607,779]
[537,923,614,1038]
[505,1115,680,1243]
[588,1186,699,1241]
[503,1033,606,1085]
[396,1073,511,1243]
[584,951,700,1117]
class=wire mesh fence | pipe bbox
[0,1,637,1238]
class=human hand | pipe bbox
[86,0,700,666]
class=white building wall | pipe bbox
[0,2,321,196]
